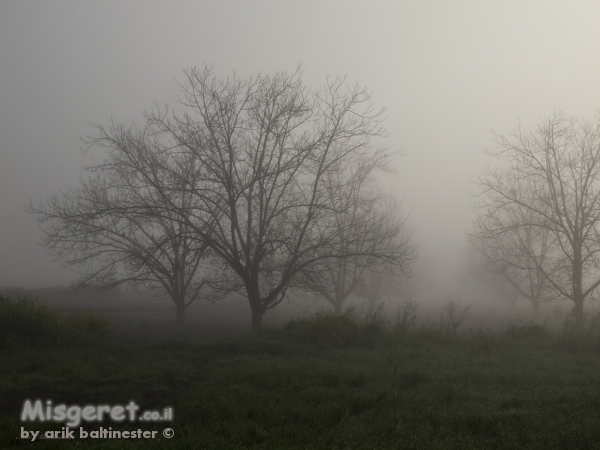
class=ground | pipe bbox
[2,317,600,449]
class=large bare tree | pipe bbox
[475,111,600,326]
[134,67,408,328]
[55,66,413,329]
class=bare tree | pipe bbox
[464,242,520,309]
[130,66,410,329]
[475,111,600,326]
[28,138,230,326]
[355,264,407,308]
[298,152,414,314]
[468,196,557,317]
[61,66,414,330]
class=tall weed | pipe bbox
[438,300,472,337]
[394,298,419,334]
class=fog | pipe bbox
[2,1,600,316]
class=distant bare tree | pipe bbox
[28,143,231,325]
[298,151,414,314]
[464,243,520,309]
[356,264,407,308]
[475,111,600,327]
[468,186,557,316]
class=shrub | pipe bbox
[505,321,546,339]
[556,308,600,349]
[0,294,110,347]
[282,311,361,347]
[277,305,400,349]
[58,311,111,344]
[0,294,58,345]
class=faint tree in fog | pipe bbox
[356,264,408,308]
[475,111,600,326]
[28,143,232,326]
[464,243,520,309]
[297,152,415,314]
[468,185,557,316]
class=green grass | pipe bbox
[2,310,600,448]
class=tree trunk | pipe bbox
[334,302,343,315]
[175,302,185,326]
[323,294,342,315]
[573,249,584,329]
[251,308,264,330]
[249,292,264,330]
[573,295,584,330]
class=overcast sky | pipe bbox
[2,1,600,298]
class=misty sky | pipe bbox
[2,1,600,299]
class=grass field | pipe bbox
[2,298,600,449]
